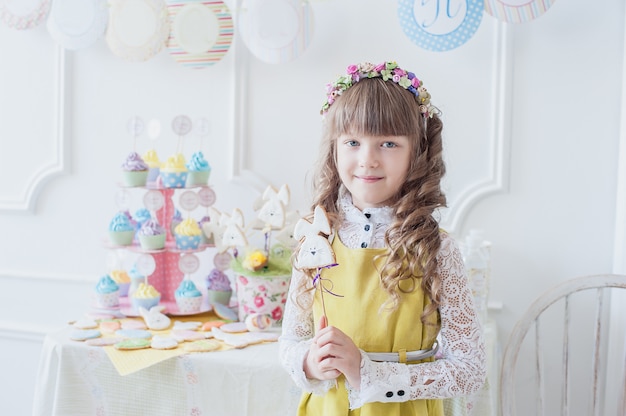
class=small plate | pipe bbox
[119,297,213,317]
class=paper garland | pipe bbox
[484,0,556,24]
[397,0,484,52]
[166,0,234,69]
[46,0,108,50]
[0,0,50,30]
[106,0,170,62]
[238,0,314,64]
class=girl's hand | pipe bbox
[303,316,342,381]
[305,316,362,389]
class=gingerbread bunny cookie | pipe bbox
[293,206,336,269]
[293,206,339,322]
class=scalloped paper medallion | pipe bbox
[106,0,170,62]
[397,0,484,52]
[0,0,50,30]
[166,0,234,69]
[484,0,556,24]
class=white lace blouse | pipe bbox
[278,191,487,409]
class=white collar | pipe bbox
[337,186,395,226]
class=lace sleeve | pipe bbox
[278,268,336,395]
[346,233,487,409]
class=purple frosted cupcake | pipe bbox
[206,268,232,305]
[138,218,166,250]
[121,151,149,187]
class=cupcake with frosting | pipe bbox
[121,151,149,187]
[128,266,145,297]
[174,218,202,250]
[160,153,187,188]
[205,268,232,305]
[95,274,120,308]
[138,218,166,250]
[175,279,203,313]
[142,149,161,186]
[185,151,211,187]
[131,282,161,311]
[108,211,135,246]
[110,269,131,297]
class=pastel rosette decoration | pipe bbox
[321,61,435,117]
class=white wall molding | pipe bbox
[0,45,70,213]
[228,4,268,194]
[442,21,512,232]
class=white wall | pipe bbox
[0,1,624,415]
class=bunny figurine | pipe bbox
[139,305,171,330]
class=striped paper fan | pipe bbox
[484,0,556,24]
[166,0,233,69]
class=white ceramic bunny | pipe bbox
[293,205,336,270]
[138,305,171,330]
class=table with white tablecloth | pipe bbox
[32,319,499,416]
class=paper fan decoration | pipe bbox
[47,0,108,50]
[166,0,234,69]
[0,0,50,30]
[106,0,170,62]
[238,0,314,64]
[397,0,484,52]
[485,0,556,24]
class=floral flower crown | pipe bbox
[320,61,436,117]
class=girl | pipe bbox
[279,61,486,415]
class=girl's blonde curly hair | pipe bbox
[304,76,446,326]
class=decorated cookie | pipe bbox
[170,329,211,342]
[72,319,98,329]
[151,335,179,350]
[121,319,147,330]
[70,329,102,341]
[201,320,226,331]
[114,338,151,350]
[293,206,336,269]
[184,339,221,353]
[220,322,248,333]
[139,306,171,330]
[212,302,238,321]
[115,329,153,339]
[211,327,275,348]
[172,321,202,330]
[244,313,272,332]
[85,337,124,347]
[100,320,122,333]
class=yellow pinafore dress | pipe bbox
[297,238,443,416]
